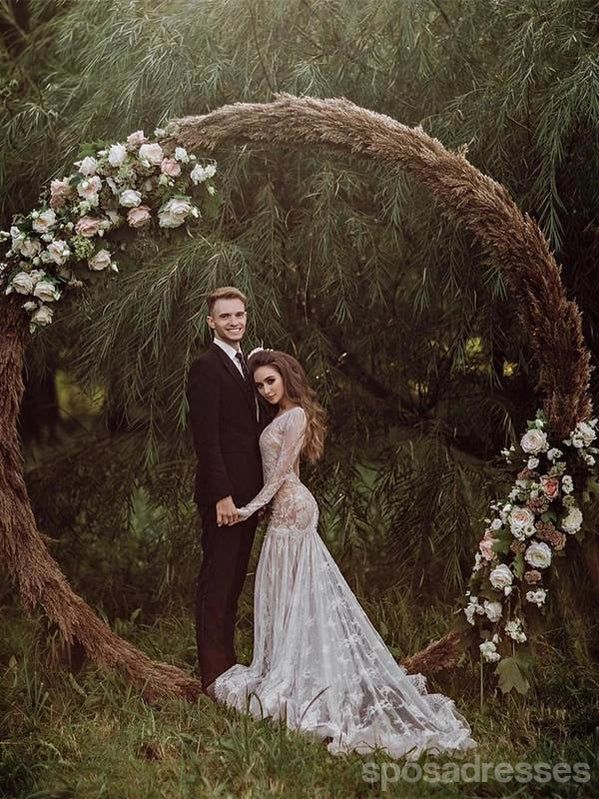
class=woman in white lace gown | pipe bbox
[213,350,476,759]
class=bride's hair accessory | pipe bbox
[248,346,273,358]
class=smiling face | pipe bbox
[253,365,286,405]
[207,297,247,346]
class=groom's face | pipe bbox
[207,298,247,346]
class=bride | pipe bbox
[211,349,476,759]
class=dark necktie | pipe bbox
[235,351,250,381]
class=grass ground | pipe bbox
[1,581,598,799]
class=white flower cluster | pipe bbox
[504,618,527,643]
[464,410,599,673]
[480,637,501,663]
[0,128,217,333]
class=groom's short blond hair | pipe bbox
[207,286,247,314]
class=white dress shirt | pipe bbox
[213,335,244,376]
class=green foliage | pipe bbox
[5,0,598,458]
[495,654,534,696]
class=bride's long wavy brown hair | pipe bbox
[248,350,327,463]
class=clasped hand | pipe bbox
[215,497,269,526]
[216,496,241,526]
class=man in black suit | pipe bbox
[187,286,271,694]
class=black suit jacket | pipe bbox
[187,343,274,507]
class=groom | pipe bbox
[187,286,272,693]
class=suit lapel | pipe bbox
[210,343,257,419]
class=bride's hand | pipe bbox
[228,507,246,526]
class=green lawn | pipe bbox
[1,592,597,799]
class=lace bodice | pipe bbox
[239,406,310,526]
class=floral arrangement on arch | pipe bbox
[0,128,217,333]
[463,409,599,693]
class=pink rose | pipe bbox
[160,157,181,177]
[77,175,102,201]
[540,475,559,500]
[127,129,148,147]
[479,530,497,562]
[127,205,151,229]
[50,178,72,209]
[75,216,102,237]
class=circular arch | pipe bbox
[0,94,592,700]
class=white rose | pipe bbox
[158,197,193,228]
[33,280,60,302]
[504,618,527,643]
[520,429,548,455]
[576,421,596,447]
[46,240,70,265]
[524,541,552,569]
[88,249,112,271]
[138,143,164,165]
[483,600,503,623]
[527,457,539,469]
[489,563,513,590]
[561,506,583,534]
[479,641,501,663]
[526,589,547,607]
[22,300,37,312]
[547,448,563,461]
[18,238,42,259]
[174,146,189,162]
[31,209,57,234]
[108,143,128,167]
[190,162,216,184]
[30,304,53,327]
[8,271,35,295]
[561,475,573,494]
[79,156,98,176]
[464,596,483,625]
[509,506,535,539]
[119,189,142,208]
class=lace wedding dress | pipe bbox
[213,406,476,759]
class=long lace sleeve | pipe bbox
[238,406,306,520]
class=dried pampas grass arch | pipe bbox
[0,94,593,701]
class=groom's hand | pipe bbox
[216,496,239,527]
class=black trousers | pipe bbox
[195,504,259,690]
